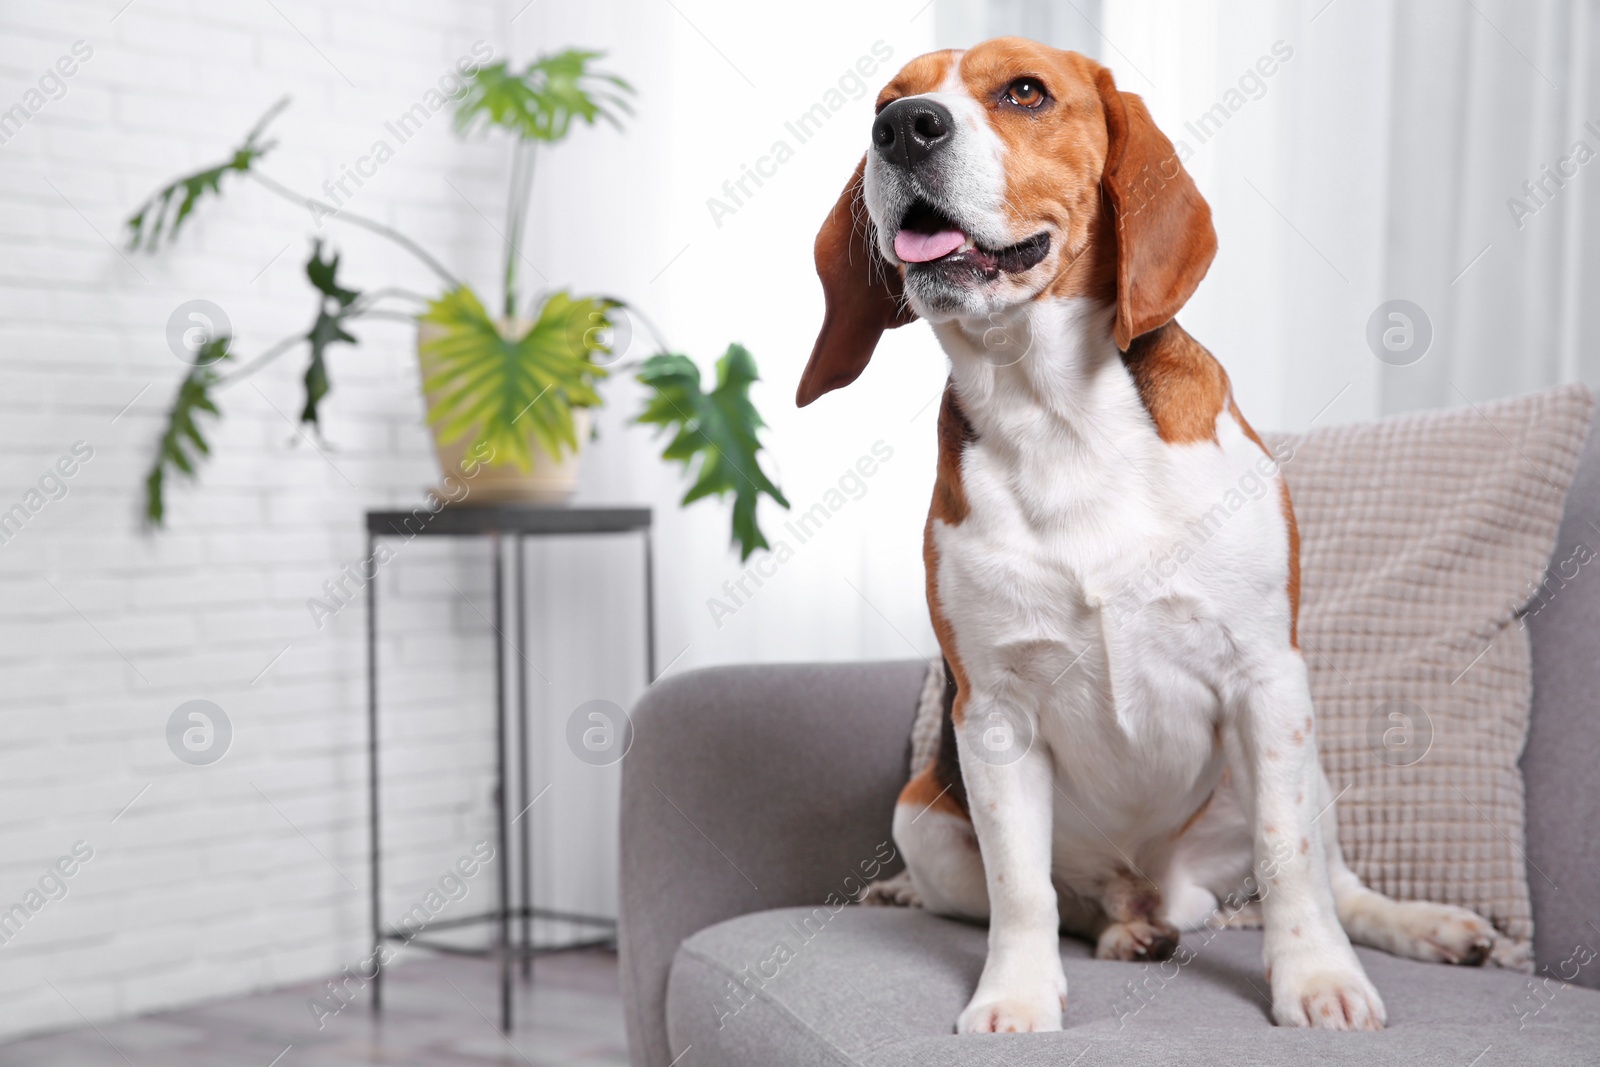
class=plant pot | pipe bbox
[417,320,589,505]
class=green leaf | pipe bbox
[126,97,287,252]
[636,344,789,561]
[299,332,335,426]
[454,50,634,144]
[306,240,360,307]
[144,338,234,525]
[300,240,361,427]
[420,287,612,469]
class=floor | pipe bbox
[0,950,630,1067]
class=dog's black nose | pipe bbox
[872,98,954,169]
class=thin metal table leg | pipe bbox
[516,533,532,980]
[493,531,512,1033]
[367,531,383,1015]
[643,525,657,684]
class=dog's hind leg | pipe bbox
[888,765,989,920]
[861,869,920,907]
[1092,872,1181,962]
[1316,769,1496,966]
[886,663,990,921]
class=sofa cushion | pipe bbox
[1261,384,1593,966]
[668,906,1600,1066]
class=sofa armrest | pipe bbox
[1523,410,1600,986]
[618,659,926,1067]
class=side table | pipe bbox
[364,504,653,1032]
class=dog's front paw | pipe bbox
[1385,900,1494,966]
[1271,955,1385,1030]
[956,986,1065,1034]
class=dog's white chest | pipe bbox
[930,306,1294,852]
[933,424,1232,728]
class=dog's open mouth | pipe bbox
[893,200,1050,275]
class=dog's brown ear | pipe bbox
[1095,68,1217,351]
[796,155,917,407]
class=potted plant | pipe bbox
[128,48,787,559]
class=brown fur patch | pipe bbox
[932,383,975,523]
[1094,66,1217,349]
[1280,479,1302,647]
[1121,322,1229,444]
[928,659,970,816]
[898,759,968,821]
[875,49,959,110]
[926,382,976,732]
[925,566,967,727]
[796,156,916,406]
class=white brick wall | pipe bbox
[0,0,550,1041]
[0,0,948,1044]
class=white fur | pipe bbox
[862,85,1494,1036]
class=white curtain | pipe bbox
[515,1,944,681]
[936,0,1105,54]
[1094,0,1600,428]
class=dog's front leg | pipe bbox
[1237,654,1385,1030]
[953,695,1065,1034]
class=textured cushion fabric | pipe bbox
[668,906,1600,1066]
[1522,411,1600,988]
[1259,384,1593,965]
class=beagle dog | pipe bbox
[796,38,1495,1034]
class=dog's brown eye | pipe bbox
[1005,78,1046,109]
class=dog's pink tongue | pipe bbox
[895,228,965,263]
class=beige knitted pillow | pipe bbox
[1266,383,1591,968]
[906,385,1592,967]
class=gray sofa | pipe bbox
[619,419,1600,1066]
